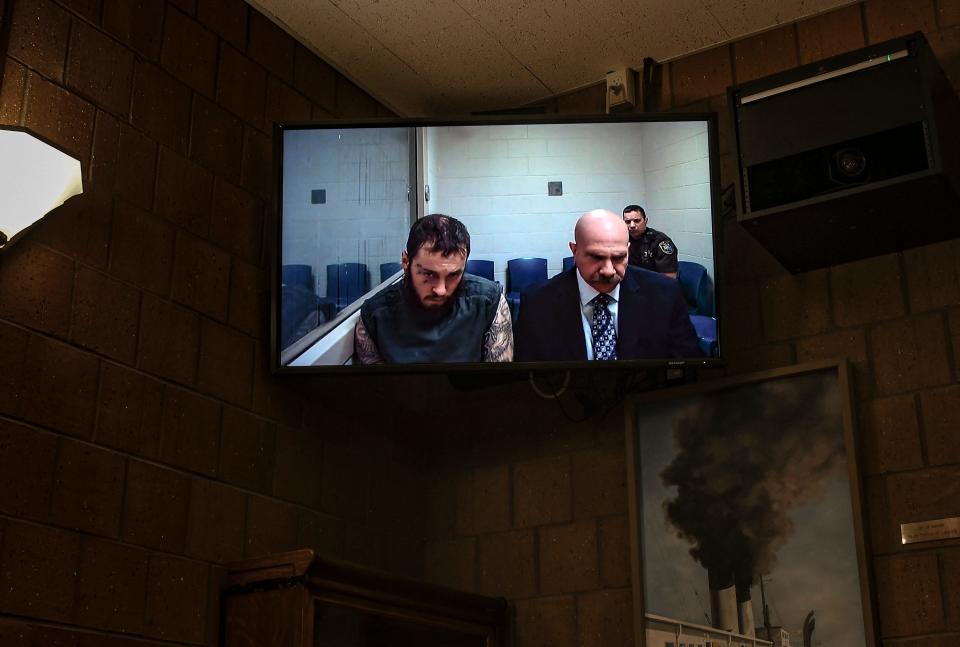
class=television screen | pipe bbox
[274,114,722,372]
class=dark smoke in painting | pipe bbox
[661,372,844,586]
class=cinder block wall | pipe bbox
[421,2,960,647]
[0,1,427,645]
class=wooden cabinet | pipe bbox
[223,550,507,647]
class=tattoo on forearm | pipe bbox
[483,294,514,362]
[354,319,384,364]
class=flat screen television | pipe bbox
[273,114,723,373]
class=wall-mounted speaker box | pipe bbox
[729,33,960,273]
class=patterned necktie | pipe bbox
[591,293,617,360]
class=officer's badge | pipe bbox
[659,240,675,254]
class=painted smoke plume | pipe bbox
[660,372,844,633]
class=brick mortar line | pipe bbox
[197,527,214,647]
[0,315,283,426]
[111,147,268,271]
[130,289,146,383]
[46,421,63,522]
[241,0,252,60]
[240,492,253,559]
[17,180,265,314]
[21,235,260,338]
[914,391,932,468]
[0,411,423,538]
[0,610,202,647]
[69,500,86,641]
[0,517,6,588]
[210,10,225,121]
[0,0,12,90]
[0,53,27,125]
[792,16,803,67]
[510,584,633,604]
[209,404,225,507]
[940,307,959,385]
[935,551,951,629]
[445,512,628,543]
[864,460,960,478]
[457,442,627,473]
[872,539,960,558]
[0,506,425,580]
[882,632,960,644]
[0,511,214,571]
[768,306,960,350]
[217,40,273,133]
[934,0,945,30]
[859,1,872,47]
[860,321,880,402]
[7,52,93,122]
[434,440,626,472]
[863,382,960,403]
[532,525,540,597]
[593,516,603,588]
[472,472,482,593]
[0,1,332,143]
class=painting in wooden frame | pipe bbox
[625,360,876,647]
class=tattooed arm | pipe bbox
[353,318,385,364]
[482,293,514,362]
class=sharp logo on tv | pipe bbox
[275,115,722,373]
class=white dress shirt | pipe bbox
[575,271,621,360]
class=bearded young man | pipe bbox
[353,214,513,364]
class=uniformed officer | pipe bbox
[622,204,678,279]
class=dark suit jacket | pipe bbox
[514,266,703,361]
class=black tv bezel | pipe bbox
[270,112,725,375]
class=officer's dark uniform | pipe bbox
[627,227,678,274]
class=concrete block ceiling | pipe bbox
[247,0,858,116]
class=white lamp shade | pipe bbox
[0,129,84,245]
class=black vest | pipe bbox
[360,274,501,363]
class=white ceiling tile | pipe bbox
[701,0,857,39]
[401,21,551,113]
[250,0,440,115]
[247,0,859,116]
[340,0,475,40]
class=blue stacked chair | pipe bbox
[320,262,369,318]
[506,257,548,320]
[690,314,718,357]
[465,259,495,281]
[335,262,369,309]
[677,260,715,317]
[280,264,319,349]
[677,261,717,357]
[562,256,575,272]
[379,261,402,283]
[282,264,313,290]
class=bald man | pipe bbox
[514,209,702,362]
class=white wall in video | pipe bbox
[282,127,412,297]
[426,121,712,283]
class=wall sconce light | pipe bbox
[0,126,84,249]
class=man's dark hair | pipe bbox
[406,214,470,259]
[623,204,647,219]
